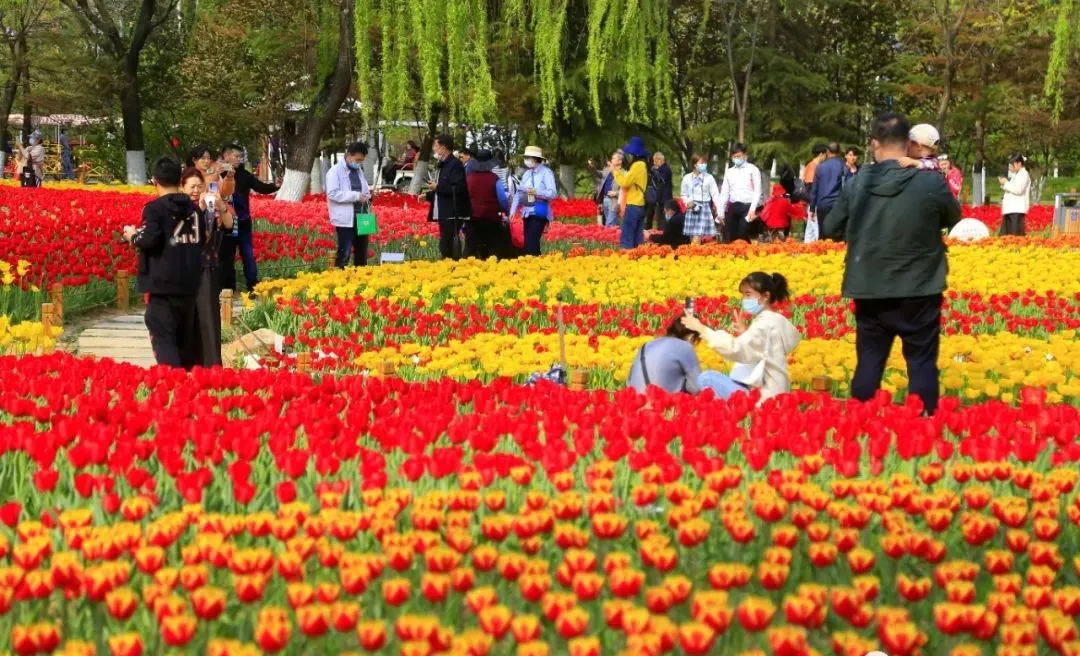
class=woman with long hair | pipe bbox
[181,166,233,366]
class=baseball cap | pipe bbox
[909,124,940,148]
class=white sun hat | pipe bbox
[521,146,546,160]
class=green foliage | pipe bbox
[533,0,570,125]
[1044,0,1075,121]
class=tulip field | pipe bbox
[3,183,1080,655]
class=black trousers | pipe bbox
[438,219,462,260]
[524,218,547,256]
[145,294,198,370]
[463,221,505,260]
[852,294,942,416]
[335,226,369,268]
[723,202,751,243]
[1000,213,1026,236]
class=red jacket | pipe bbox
[761,185,806,230]
[467,171,501,221]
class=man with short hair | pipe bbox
[427,134,471,260]
[218,143,279,294]
[801,143,827,198]
[326,141,372,268]
[717,142,761,243]
[648,151,674,231]
[123,157,202,369]
[822,112,961,416]
[810,142,844,225]
[844,147,861,180]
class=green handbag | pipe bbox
[355,204,378,236]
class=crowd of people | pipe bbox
[628,112,964,417]
[122,113,1033,415]
[123,145,279,369]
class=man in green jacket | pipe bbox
[823,112,960,416]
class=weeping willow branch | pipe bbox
[1044,0,1075,122]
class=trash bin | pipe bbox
[1053,193,1080,236]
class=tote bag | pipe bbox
[355,204,378,236]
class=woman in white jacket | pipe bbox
[682,272,801,402]
[326,141,372,267]
[998,153,1030,236]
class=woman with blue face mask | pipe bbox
[680,154,722,244]
[681,272,802,403]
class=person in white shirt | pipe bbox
[717,142,762,243]
[682,271,801,403]
[998,153,1030,237]
[680,153,722,244]
[326,141,372,267]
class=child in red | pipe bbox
[760,180,805,242]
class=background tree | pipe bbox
[58,0,179,184]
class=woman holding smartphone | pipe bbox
[181,166,234,367]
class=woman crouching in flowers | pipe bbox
[682,272,801,401]
[181,166,233,367]
[626,315,704,394]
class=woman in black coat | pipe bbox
[426,134,472,260]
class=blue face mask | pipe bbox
[347,160,361,170]
[741,297,764,316]
[732,157,746,167]
[696,163,708,173]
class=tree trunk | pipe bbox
[20,32,30,141]
[0,40,25,155]
[558,164,575,200]
[408,105,441,195]
[120,65,147,184]
[276,0,356,201]
[974,58,989,169]
[936,54,953,136]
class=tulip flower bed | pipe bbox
[4,353,1080,655]
[251,240,1080,403]
[0,187,614,326]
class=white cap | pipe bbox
[909,124,940,148]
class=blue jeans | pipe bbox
[620,204,646,249]
[219,219,259,292]
[699,370,749,400]
[602,197,620,228]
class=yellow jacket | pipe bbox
[613,161,647,207]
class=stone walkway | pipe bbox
[76,300,246,367]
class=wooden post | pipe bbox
[296,352,311,372]
[220,289,233,325]
[49,283,63,325]
[811,376,832,393]
[115,270,130,311]
[41,303,55,353]
[570,370,587,392]
[381,360,396,377]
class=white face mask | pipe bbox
[524,158,538,169]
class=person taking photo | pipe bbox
[218,143,279,295]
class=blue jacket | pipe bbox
[810,157,845,213]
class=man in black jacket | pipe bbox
[426,134,471,260]
[219,143,279,294]
[823,113,961,416]
[123,157,203,369]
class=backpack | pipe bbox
[645,168,663,206]
[791,179,810,203]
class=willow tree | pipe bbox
[348,0,676,194]
[1045,0,1077,122]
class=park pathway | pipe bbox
[76,299,247,367]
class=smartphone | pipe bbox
[684,298,695,316]
[208,181,219,194]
